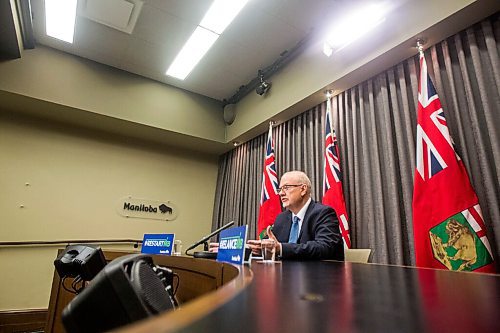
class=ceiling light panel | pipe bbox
[200,0,250,34]
[45,0,77,43]
[166,0,250,80]
[166,27,219,80]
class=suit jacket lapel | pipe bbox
[282,210,292,240]
[298,201,316,242]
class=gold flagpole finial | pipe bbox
[269,120,275,128]
[325,90,333,100]
[416,38,426,56]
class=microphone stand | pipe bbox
[185,221,235,259]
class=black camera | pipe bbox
[54,245,106,281]
[256,81,271,95]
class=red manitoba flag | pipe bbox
[257,124,281,239]
[322,97,351,249]
[412,53,494,272]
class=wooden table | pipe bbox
[119,260,500,333]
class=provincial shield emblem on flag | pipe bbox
[429,213,494,272]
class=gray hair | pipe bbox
[282,171,312,195]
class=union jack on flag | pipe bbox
[260,131,278,205]
[257,124,282,239]
[322,97,351,249]
[323,106,341,189]
[412,52,494,272]
[415,67,457,181]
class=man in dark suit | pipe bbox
[248,171,344,261]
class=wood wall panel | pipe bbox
[0,309,47,333]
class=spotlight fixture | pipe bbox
[255,70,271,96]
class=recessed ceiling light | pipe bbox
[166,0,249,80]
[323,4,386,56]
[166,27,219,80]
[45,0,77,43]
[200,0,249,34]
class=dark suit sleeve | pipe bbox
[280,205,343,260]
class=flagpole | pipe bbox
[267,120,275,143]
[416,38,426,56]
[269,120,275,131]
[325,90,333,134]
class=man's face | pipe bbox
[278,173,306,212]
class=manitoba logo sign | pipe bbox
[117,196,178,221]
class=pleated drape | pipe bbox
[212,14,500,266]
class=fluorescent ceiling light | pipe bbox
[166,27,219,80]
[323,4,386,56]
[45,0,77,43]
[200,0,249,34]
[166,0,249,80]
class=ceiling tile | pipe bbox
[73,17,130,61]
[254,0,335,32]
[145,0,211,24]
[198,35,263,91]
[124,38,171,73]
[221,6,304,65]
[133,3,195,48]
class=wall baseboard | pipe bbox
[0,309,47,333]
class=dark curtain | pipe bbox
[212,14,500,266]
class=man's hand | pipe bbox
[247,239,262,255]
[247,225,282,257]
[266,225,282,256]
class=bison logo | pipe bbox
[159,204,173,214]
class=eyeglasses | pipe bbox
[277,184,304,193]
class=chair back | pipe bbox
[345,249,371,263]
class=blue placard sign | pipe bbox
[141,234,175,255]
[217,225,247,265]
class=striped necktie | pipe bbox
[288,216,300,243]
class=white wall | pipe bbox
[0,112,219,310]
[0,46,225,143]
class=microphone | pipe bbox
[185,221,235,258]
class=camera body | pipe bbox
[255,81,271,95]
[54,245,106,281]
